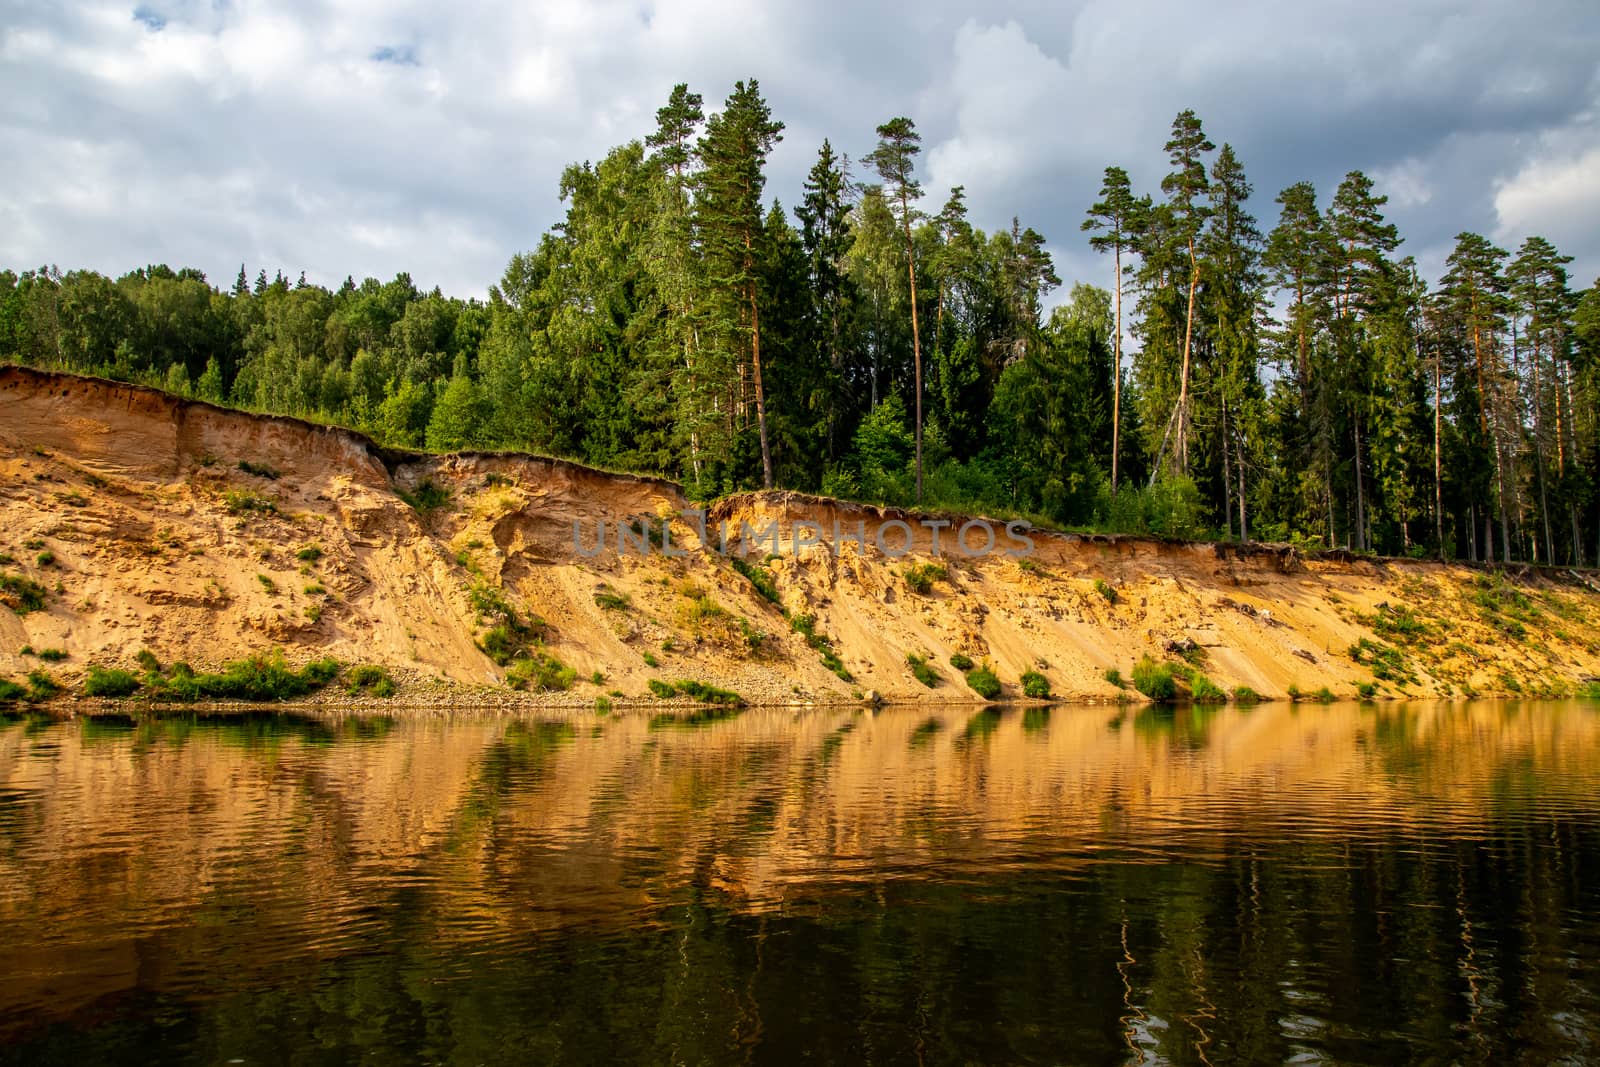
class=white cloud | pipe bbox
[1494,141,1600,274]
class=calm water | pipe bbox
[3,702,1600,1064]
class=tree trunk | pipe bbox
[746,272,773,490]
[1353,414,1366,552]
[1111,243,1123,495]
[1222,395,1234,540]
[1236,418,1248,543]
[1176,238,1200,472]
[904,213,924,504]
[1433,351,1444,558]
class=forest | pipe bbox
[3,80,1598,565]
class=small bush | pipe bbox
[0,678,27,702]
[907,653,940,688]
[642,652,660,668]
[397,479,452,515]
[1287,684,1303,703]
[0,574,48,614]
[303,604,322,623]
[949,652,975,671]
[737,617,766,654]
[1104,667,1125,689]
[966,664,1002,699]
[1357,681,1377,699]
[0,553,11,565]
[593,588,631,611]
[902,562,948,595]
[730,557,781,605]
[505,651,576,692]
[1021,670,1051,699]
[238,460,280,480]
[647,679,676,699]
[1578,680,1600,701]
[1190,674,1226,704]
[22,539,44,551]
[346,664,396,698]
[1132,655,1178,701]
[26,669,61,702]
[1094,579,1118,604]
[35,550,56,567]
[791,613,852,681]
[223,489,277,515]
[594,696,613,714]
[296,545,323,563]
[304,583,325,596]
[1232,686,1261,705]
[36,648,67,662]
[257,574,278,595]
[673,679,743,705]
[1315,687,1336,704]
[84,666,140,698]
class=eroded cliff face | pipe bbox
[2,365,1598,705]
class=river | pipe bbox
[3,700,1599,1064]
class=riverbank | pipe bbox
[4,364,1600,710]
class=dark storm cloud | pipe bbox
[1,0,1595,300]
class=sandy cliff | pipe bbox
[2,365,1598,705]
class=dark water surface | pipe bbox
[4,701,1600,1064]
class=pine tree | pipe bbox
[796,140,855,459]
[1082,166,1142,494]
[1157,108,1215,476]
[864,117,926,502]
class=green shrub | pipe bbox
[141,651,339,702]
[730,557,781,605]
[1093,579,1118,604]
[949,652,974,671]
[0,553,11,565]
[1104,667,1125,689]
[647,679,676,699]
[136,649,161,673]
[737,617,766,654]
[237,460,280,480]
[22,539,44,551]
[594,696,613,714]
[593,588,631,611]
[397,479,451,515]
[1578,680,1600,701]
[1232,685,1261,705]
[965,664,1002,699]
[1357,681,1377,700]
[906,653,940,688]
[257,574,277,594]
[0,678,27,702]
[1287,684,1303,703]
[1021,670,1051,699]
[642,652,660,668]
[295,545,323,563]
[1315,687,1335,704]
[1132,655,1178,701]
[902,562,948,595]
[673,679,743,705]
[223,489,276,515]
[791,613,852,681]
[84,666,140,698]
[36,648,67,662]
[0,573,48,614]
[35,550,55,567]
[26,669,61,702]
[505,651,577,692]
[1190,674,1226,704]
[346,664,396,697]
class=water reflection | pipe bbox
[2,701,1600,1064]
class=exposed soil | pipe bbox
[3,365,1599,709]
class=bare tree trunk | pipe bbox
[1434,349,1444,558]
[1353,414,1367,552]
[1222,395,1234,540]
[904,214,924,504]
[1237,418,1248,543]
[747,272,773,490]
[1176,238,1200,471]
[1111,243,1123,495]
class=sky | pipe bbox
[2,0,1598,304]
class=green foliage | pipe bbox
[25,669,61,701]
[36,648,67,662]
[1348,637,1415,684]
[346,664,396,698]
[965,664,1002,699]
[1132,655,1178,701]
[642,652,659,668]
[672,679,744,705]
[1357,681,1378,700]
[1021,670,1051,699]
[237,460,280,479]
[505,651,577,692]
[902,562,948,595]
[0,573,48,614]
[791,613,851,681]
[1316,687,1336,704]
[730,557,781,605]
[295,545,323,562]
[84,665,141,698]
[0,678,27,703]
[1104,667,1125,688]
[949,652,974,671]
[1190,674,1226,704]
[35,550,56,567]
[1093,579,1118,604]
[223,489,276,515]
[1232,685,1261,704]
[136,649,161,673]
[593,588,632,611]
[397,479,451,515]
[647,679,676,699]
[906,653,939,688]
[256,573,277,594]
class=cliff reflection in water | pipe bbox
[3,701,1600,1064]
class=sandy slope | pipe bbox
[3,365,1599,706]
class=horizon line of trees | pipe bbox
[3,82,1599,565]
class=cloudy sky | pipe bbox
[3,0,1597,303]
